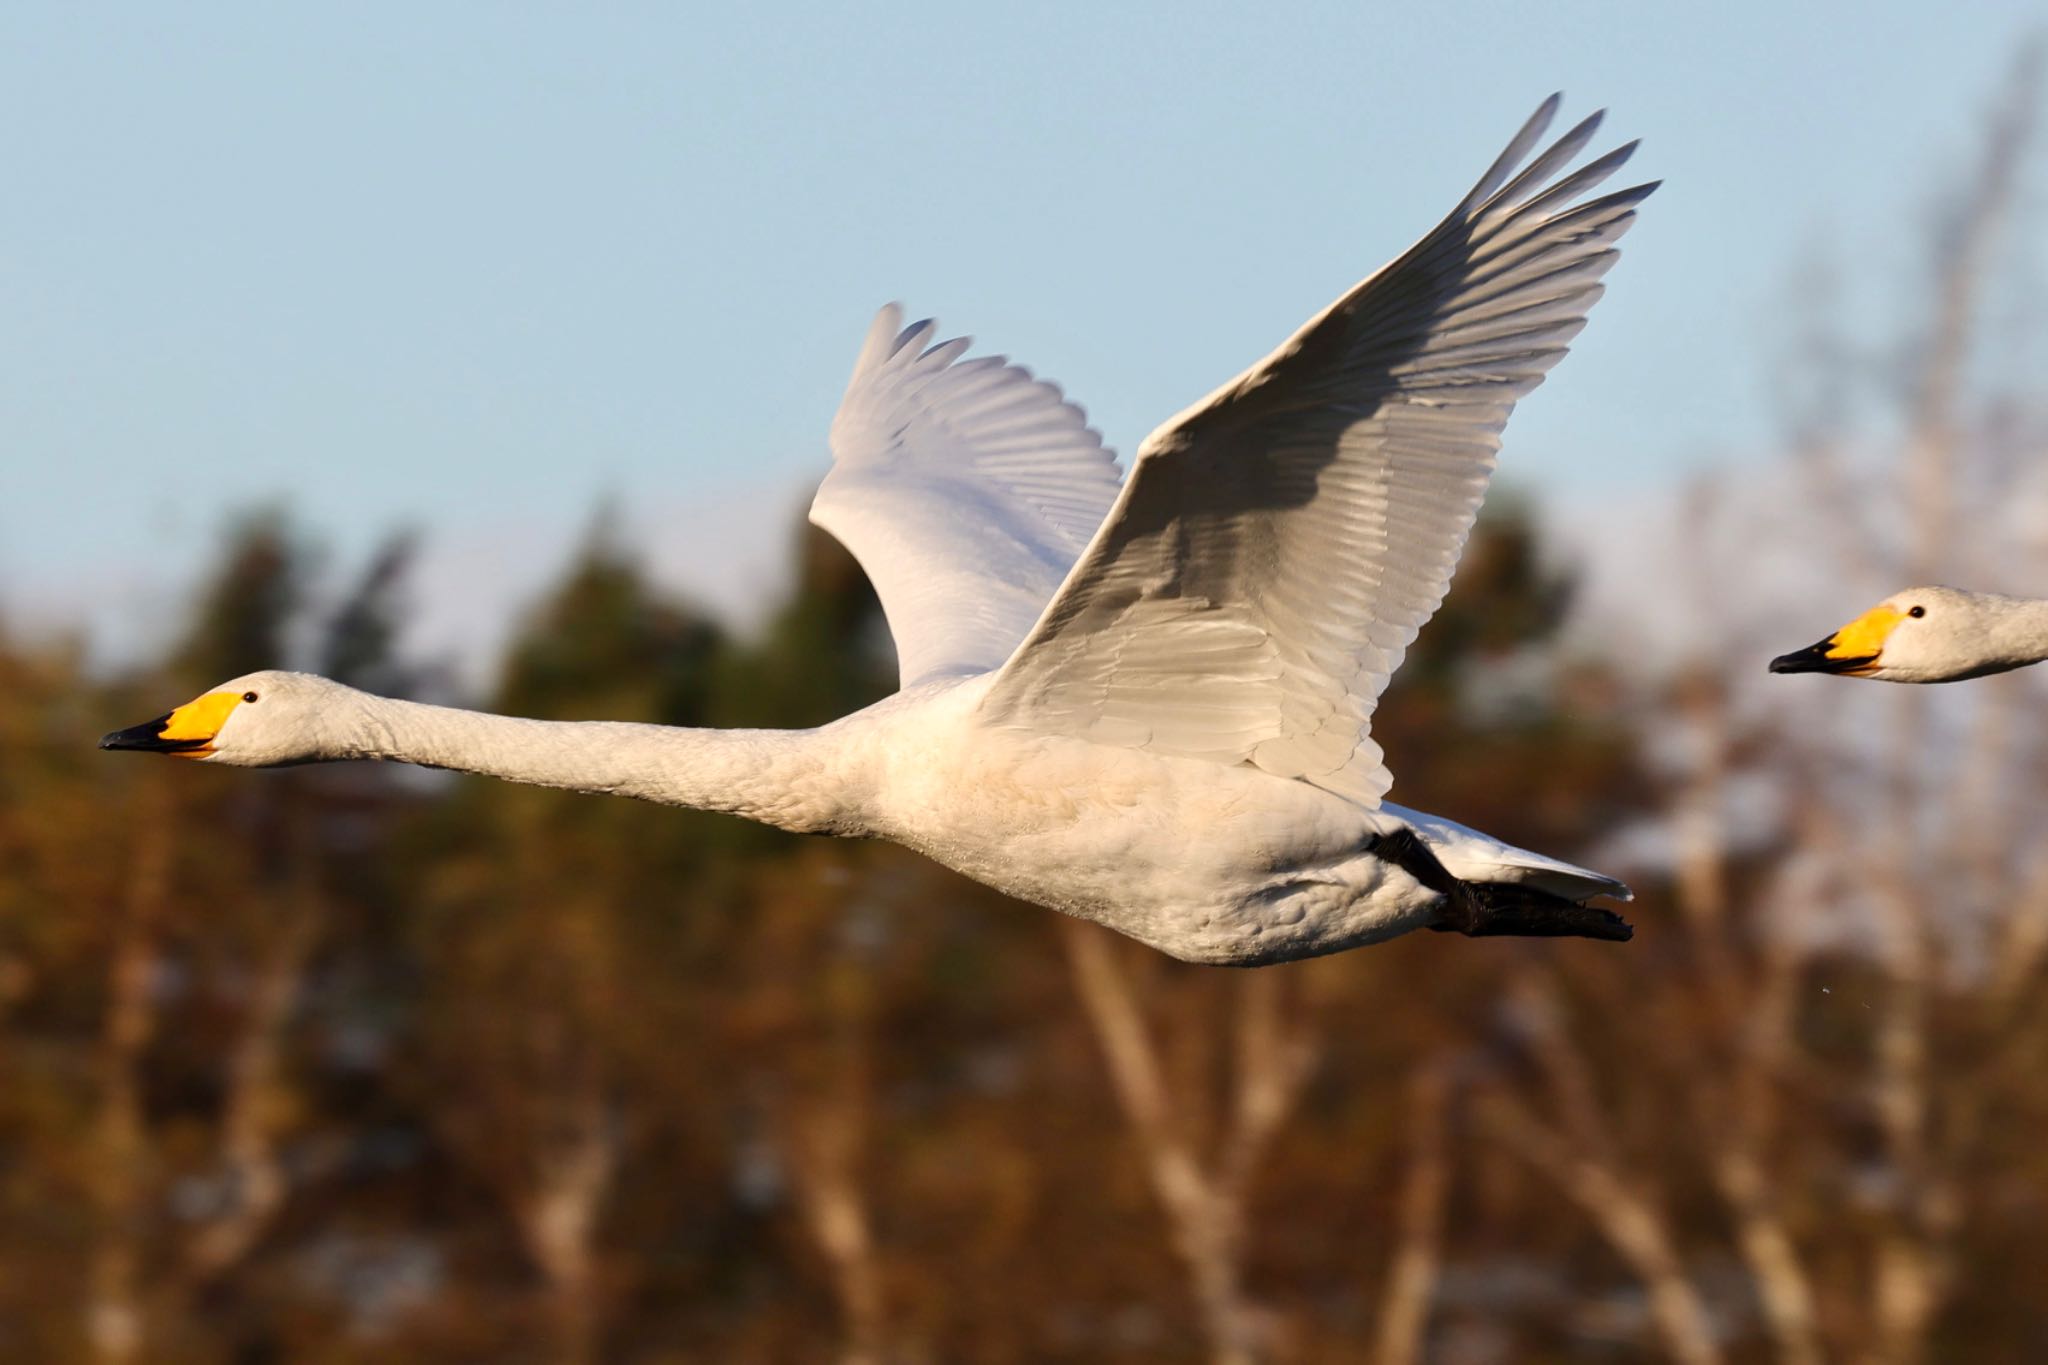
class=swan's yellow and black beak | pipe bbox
[1769,640,1873,675]
[1769,605,1901,677]
[99,692,241,758]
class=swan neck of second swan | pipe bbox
[2000,598,2048,666]
[347,695,862,835]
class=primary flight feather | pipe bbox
[105,96,1654,965]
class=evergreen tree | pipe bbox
[713,523,892,732]
[319,530,420,696]
[170,508,303,689]
[403,519,749,1363]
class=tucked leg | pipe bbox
[1371,828,1632,942]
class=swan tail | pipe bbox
[1379,802,1632,903]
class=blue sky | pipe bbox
[2,2,2041,660]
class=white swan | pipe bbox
[103,96,1653,965]
[1771,586,2048,683]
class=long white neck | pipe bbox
[334,693,866,835]
[1989,596,2048,666]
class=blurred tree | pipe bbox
[495,513,724,728]
[0,515,446,1365]
[0,631,134,1362]
[320,530,421,696]
[405,518,748,1365]
[712,522,901,1362]
[168,508,304,691]
[712,522,892,731]
[83,511,318,1364]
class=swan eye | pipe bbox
[243,691,260,703]
[1907,606,1925,619]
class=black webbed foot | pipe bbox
[1370,828,1632,943]
[1427,880,1633,942]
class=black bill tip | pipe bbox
[1769,639,1874,675]
[99,714,209,754]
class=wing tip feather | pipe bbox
[1458,92,1565,212]
[850,302,908,381]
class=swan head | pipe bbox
[100,670,360,766]
[1769,586,2035,684]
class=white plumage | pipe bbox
[105,96,1653,965]
[812,310,1123,687]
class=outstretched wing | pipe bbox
[980,96,1655,805]
[809,305,1124,688]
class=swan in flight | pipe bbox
[103,96,1653,966]
[1771,587,2048,683]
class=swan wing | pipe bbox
[980,97,1654,805]
[809,306,1124,688]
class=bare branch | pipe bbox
[178,882,321,1288]
[85,778,173,1365]
[1476,1092,1724,1365]
[1372,1059,1451,1365]
[507,1067,619,1365]
[1060,920,1273,1365]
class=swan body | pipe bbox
[103,96,1652,965]
[1770,587,2048,684]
